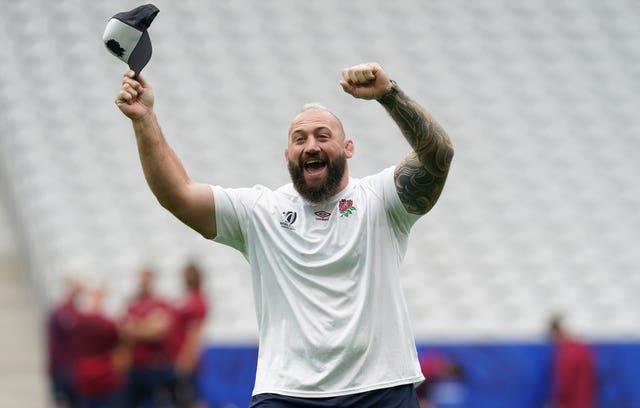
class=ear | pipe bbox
[284,147,290,165]
[344,139,355,159]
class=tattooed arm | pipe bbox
[340,62,454,214]
[379,81,454,214]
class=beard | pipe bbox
[288,151,347,203]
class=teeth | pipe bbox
[305,159,322,165]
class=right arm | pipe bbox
[116,70,216,238]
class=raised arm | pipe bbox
[340,63,454,215]
[116,70,216,238]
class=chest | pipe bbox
[279,198,365,245]
[247,195,392,275]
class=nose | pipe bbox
[303,135,321,153]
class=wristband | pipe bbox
[377,79,400,105]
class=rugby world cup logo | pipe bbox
[280,211,297,230]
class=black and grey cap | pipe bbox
[103,4,160,75]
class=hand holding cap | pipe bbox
[103,4,159,76]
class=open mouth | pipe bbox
[303,159,327,176]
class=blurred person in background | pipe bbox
[70,284,123,408]
[547,315,597,408]
[120,267,174,408]
[165,262,209,408]
[47,276,83,408]
[115,61,453,407]
[417,351,466,408]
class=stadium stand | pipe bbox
[0,184,48,407]
[0,0,639,407]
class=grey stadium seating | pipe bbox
[1,0,639,348]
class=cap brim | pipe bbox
[128,30,152,75]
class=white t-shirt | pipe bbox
[211,166,425,398]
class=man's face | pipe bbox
[285,109,353,203]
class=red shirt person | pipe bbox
[70,286,122,405]
[47,278,82,408]
[120,268,173,407]
[165,263,209,407]
[124,300,172,367]
[549,317,597,408]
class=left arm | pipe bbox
[174,321,204,374]
[341,62,454,214]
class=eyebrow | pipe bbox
[290,126,333,136]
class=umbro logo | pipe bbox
[280,211,297,230]
[314,210,331,221]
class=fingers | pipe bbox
[124,69,150,88]
[135,73,149,88]
[339,79,353,92]
[122,71,143,92]
[342,63,379,86]
[116,89,137,105]
[116,85,138,105]
[116,70,143,105]
[340,62,390,99]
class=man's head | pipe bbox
[183,262,202,291]
[549,314,568,341]
[85,284,106,313]
[64,275,84,301]
[285,104,354,203]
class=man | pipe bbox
[119,268,173,407]
[417,351,466,408]
[548,316,597,408]
[47,277,83,408]
[70,285,123,408]
[165,262,209,407]
[115,62,454,407]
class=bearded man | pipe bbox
[116,62,454,408]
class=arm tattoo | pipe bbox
[378,81,454,214]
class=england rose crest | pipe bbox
[338,199,356,217]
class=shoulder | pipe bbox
[358,166,395,186]
[253,183,307,208]
[352,166,396,200]
[274,183,302,201]
[186,291,208,315]
[213,183,291,208]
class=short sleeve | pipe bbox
[211,185,264,254]
[379,166,422,236]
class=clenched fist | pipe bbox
[340,62,393,100]
[115,70,154,121]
